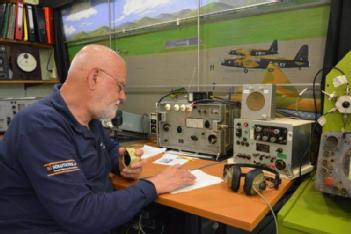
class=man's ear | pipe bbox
[87,68,99,90]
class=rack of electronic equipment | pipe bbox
[151,84,315,183]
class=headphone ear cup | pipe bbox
[231,166,242,192]
[244,169,266,195]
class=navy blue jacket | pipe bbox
[0,85,157,233]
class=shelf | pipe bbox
[0,80,58,84]
[0,38,53,49]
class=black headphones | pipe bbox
[223,163,281,195]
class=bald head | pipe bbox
[67,44,125,83]
[60,44,127,125]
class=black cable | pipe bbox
[157,88,187,105]
[192,98,239,106]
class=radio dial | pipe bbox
[180,104,186,112]
[273,129,280,135]
[262,135,269,141]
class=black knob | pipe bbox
[342,101,350,108]
[275,160,286,170]
[191,135,198,141]
[162,123,170,132]
[177,126,182,133]
[204,120,210,128]
[236,129,242,137]
[208,135,217,144]
[276,148,283,153]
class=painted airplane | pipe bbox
[230,63,321,113]
[221,44,309,73]
[228,40,278,56]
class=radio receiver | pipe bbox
[241,84,276,120]
[157,97,239,160]
[233,118,313,178]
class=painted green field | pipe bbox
[68,5,329,59]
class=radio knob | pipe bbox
[173,104,180,111]
[270,137,277,143]
[273,129,280,135]
[276,148,283,153]
[275,160,286,170]
[205,120,211,128]
[208,135,217,144]
[256,126,262,132]
[186,105,193,112]
[191,135,198,141]
[177,126,182,133]
[180,104,186,112]
[165,104,171,111]
[236,129,242,137]
[162,123,170,132]
[256,134,261,140]
[262,135,269,141]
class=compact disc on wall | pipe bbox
[16,53,38,72]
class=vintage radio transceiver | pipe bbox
[233,118,314,178]
[316,132,351,198]
[0,97,40,132]
[157,100,239,160]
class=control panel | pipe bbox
[316,132,351,198]
[157,100,239,159]
[0,97,40,132]
[233,118,314,178]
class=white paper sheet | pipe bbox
[171,170,223,194]
[141,144,167,159]
[153,153,188,165]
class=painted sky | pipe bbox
[61,0,283,38]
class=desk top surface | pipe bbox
[111,153,292,231]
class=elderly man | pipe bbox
[0,45,195,233]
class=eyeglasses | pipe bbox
[98,68,125,94]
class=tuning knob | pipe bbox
[165,103,171,111]
[191,135,198,141]
[275,160,286,170]
[162,123,170,132]
[173,104,180,111]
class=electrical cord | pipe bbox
[253,187,279,234]
[192,98,239,106]
[157,88,187,105]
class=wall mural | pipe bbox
[62,0,330,114]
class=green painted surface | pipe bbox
[67,6,329,59]
[278,177,351,234]
[322,51,351,132]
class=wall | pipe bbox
[62,0,330,115]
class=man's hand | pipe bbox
[146,164,196,194]
[119,147,145,179]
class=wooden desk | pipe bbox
[111,154,292,232]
